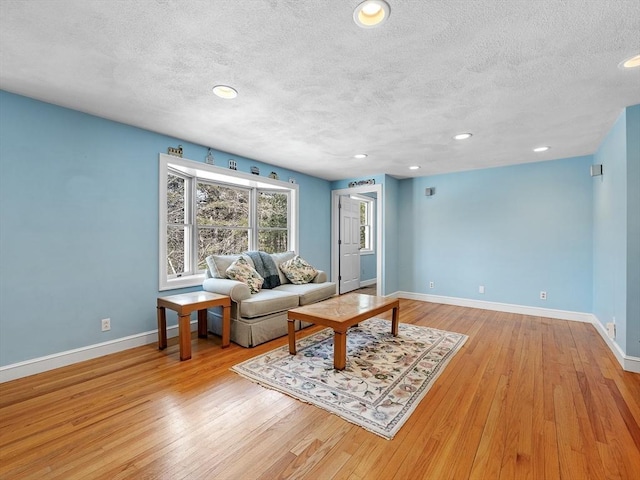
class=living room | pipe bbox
[1,1,639,478]
[1,91,638,377]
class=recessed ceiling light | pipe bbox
[620,54,640,69]
[533,146,550,152]
[409,165,420,170]
[353,0,390,28]
[453,133,473,140]
[354,153,368,159]
[212,85,238,99]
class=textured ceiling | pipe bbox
[1,0,639,181]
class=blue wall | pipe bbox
[593,110,628,351]
[0,90,331,366]
[360,254,376,282]
[398,156,594,312]
[593,104,640,357]
[626,106,640,357]
[383,175,400,295]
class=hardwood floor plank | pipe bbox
[1,300,639,479]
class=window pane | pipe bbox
[258,230,288,254]
[167,174,185,224]
[197,183,249,227]
[258,191,288,228]
[167,226,186,275]
[360,202,367,225]
[198,228,249,269]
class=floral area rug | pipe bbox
[231,318,468,439]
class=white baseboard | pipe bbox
[391,291,639,373]
[590,316,640,373]
[360,278,377,287]
[0,321,197,383]
[392,291,593,322]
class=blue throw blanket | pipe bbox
[244,251,281,289]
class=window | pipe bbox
[355,195,375,254]
[159,154,298,290]
[257,191,289,253]
[166,172,191,277]
[196,182,250,269]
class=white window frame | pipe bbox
[166,170,194,279]
[159,154,299,290]
[351,194,375,255]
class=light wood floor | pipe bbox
[1,299,639,479]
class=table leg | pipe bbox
[221,305,230,348]
[334,330,347,370]
[157,306,167,350]
[391,305,399,336]
[178,313,191,361]
[197,309,208,338]
[288,319,297,355]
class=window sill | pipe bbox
[160,273,205,291]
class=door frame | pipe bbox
[331,184,383,296]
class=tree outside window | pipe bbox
[258,191,289,253]
[167,173,189,277]
[196,182,250,269]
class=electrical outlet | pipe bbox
[540,291,547,300]
[429,281,434,289]
[479,285,485,294]
[101,318,111,332]
[606,322,616,339]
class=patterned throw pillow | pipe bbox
[226,256,264,294]
[279,255,318,285]
[206,254,243,278]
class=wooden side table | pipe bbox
[157,291,231,361]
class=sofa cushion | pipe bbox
[312,271,327,283]
[206,253,254,278]
[279,255,318,284]
[270,251,296,284]
[275,282,336,306]
[226,257,263,294]
[239,289,299,318]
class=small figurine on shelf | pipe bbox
[251,166,260,175]
[268,172,279,180]
[205,148,215,165]
[168,145,183,157]
[229,159,237,170]
[288,177,296,184]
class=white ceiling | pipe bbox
[1,0,639,181]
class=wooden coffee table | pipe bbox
[287,293,400,370]
[157,291,231,361]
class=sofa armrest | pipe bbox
[203,278,251,302]
[313,270,327,283]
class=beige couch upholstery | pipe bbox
[203,251,336,347]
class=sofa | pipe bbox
[203,251,336,347]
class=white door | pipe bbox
[339,196,361,294]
